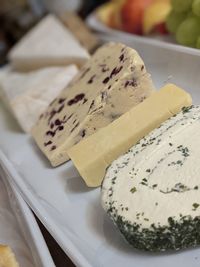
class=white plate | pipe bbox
[0,38,200,267]
[87,13,200,56]
[0,167,55,267]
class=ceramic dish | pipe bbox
[87,13,200,56]
[0,167,55,267]
[0,37,200,267]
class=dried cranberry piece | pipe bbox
[87,75,96,84]
[119,54,124,62]
[55,119,61,125]
[67,94,85,106]
[110,66,123,78]
[46,130,55,137]
[80,129,86,137]
[44,140,52,146]
[103,77,110,84]
[58,125,64,131]
[58,98,65,104]
[125,78,137,88]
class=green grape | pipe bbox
[196,36,200,48]
[171,0,193,13]
[192,0,200,17]
[166,11,187,33]
[187,11,195,18]
[176,16,200,47]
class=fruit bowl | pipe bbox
[87,12,200,55]
[91,0,200,50]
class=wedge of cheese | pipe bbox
[31,42,155,166]
[0,245,20,267]
[102,105,200,251]
[68,84,192,187]
[8,15,89,71]
[0,65,78,132]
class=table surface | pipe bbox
[36,217,76,267]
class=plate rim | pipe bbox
[0,150,92,267]
[86,12,200,57]
[0,166,56,267]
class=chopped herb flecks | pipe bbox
[192,203,200,211]
[130,187,137,194]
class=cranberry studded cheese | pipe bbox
[31,42,155,166]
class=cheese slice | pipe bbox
[0,65,78,132]
[68,84,192,187]
[102,105,200,251]
[31,42,155,166]
[0,245,20,267]
[8,15,89,71]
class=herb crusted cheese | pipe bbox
[102,106,200,251]
[32,42,155,166]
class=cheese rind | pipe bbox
[0,65,78,132]
[102,105,200,251]
[68,84,192,187]
[8,15,89,71]
[32,42,155,166]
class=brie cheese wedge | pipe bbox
[8,15,89,71]
[0,65,78,132]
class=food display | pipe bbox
[68,84,191,187]
[1,10,200,265]
[32,42,155,166]
[96,0,200,49]
[0,245,20,267]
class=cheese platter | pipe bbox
[1,30,200,267]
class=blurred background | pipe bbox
[1,0,200,67]
[0,0,108,65]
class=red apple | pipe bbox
[121,0,153,34]
[154,22,169,34]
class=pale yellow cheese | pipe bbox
[68,84,192,187]
[0,245,20,267]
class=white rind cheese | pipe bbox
[8,15,89,71]
[102,105,200,251]
[0,65,78,132]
